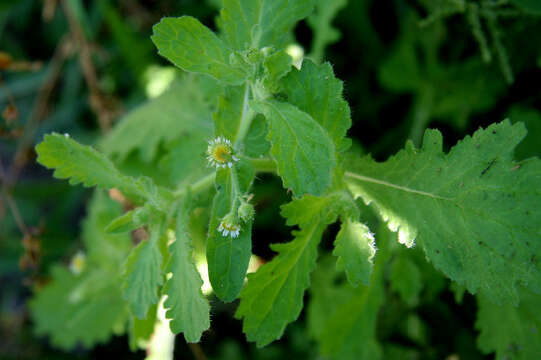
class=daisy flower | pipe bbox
[206,136,239,169]
[217,219,241,238]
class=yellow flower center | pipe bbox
[212,144,231,163]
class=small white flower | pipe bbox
[218,220,241,238]
[69,251,86,275]
[206,136,239,169]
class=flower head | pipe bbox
[206,136,239,169]
[217,218,241,238]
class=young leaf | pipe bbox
[206,160,255,302]
[333,219,376,287]
[220,0,316,49]
[262,50,292,91]
[105,206,150,234]
[251,100,335,196]
[151,17,247,85]
[345,120,541,305]
[163,198,210,342]
[235,195,338,346]
[122,221,165,319]
[280,60,352,152]
[476,289,541,359]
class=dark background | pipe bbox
[1,0,540,359]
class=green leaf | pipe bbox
[333,219,376,287]
[251,99,335,196]
[36,133,127,190]
[100,76,216,162]
[30,266,129,350]
[163,198,210,342]
[122,221,165,319]
[307,0,348,62]
[262,50,292,91]
[151,17,247,85]
[345,121,541,305]
[308,225,394,360]
[30,191,130,350]
[220,0,316,49]
[280,60,352,152]
[206,160,255,302]
[105,206,150,234]
[476,289,541,359]
[243,114,270,157]
[36,133,172,210]
[511,0,541,14]
[235,195,337,346]
[389,255,423,305]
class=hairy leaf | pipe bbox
[476,289,541,359]
[152,16,247,84]
[235,195,339,346]
[345,121,541,304]
[36,133,172,209]
[251,100,335,196]
[163,198,210,342]
[280,60,351,152]
[122,221,165,319]
[220,0,316,49]
[333,219,376,287]
[206,160,255,302]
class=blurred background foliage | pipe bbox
[1,0,540,359]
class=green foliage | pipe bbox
[206,160,255,301]
[307,0,348,62]
[511,0,541,14]
[152,17,248,85]
[251,100,336,196]
[163,198,210,342]
[122,220,165,319]
[476,289,541,359]
[100,76,216,163]
[333,219,376,287]
[280,60,352,152]
[236,195,337,346]
[346,121,541,305]
[219,0,316,49]
[27,1,541,359]
[30,191,130,349]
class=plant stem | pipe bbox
[173,158,276,199]
[234,84,254,149]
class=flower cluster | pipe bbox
[217,219,241,238]
[206,136,239,169]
